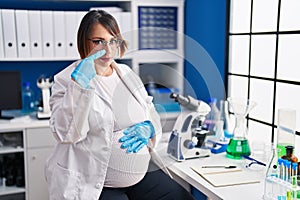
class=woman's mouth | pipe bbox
[100,57,111,63]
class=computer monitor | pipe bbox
[0,71,22,119]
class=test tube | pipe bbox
[291,163,298,200]
[291,163,297,177]
[287,190,291,200]
[283,160,288,182]
[278,181,287,200]
[291,189,297,200]
[279,158,284,180]
[286,161,291,182]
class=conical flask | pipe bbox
[263,144,279,200]
[226,97,257,159]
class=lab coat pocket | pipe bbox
[50,163,82,200]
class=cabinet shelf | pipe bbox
[0,57,79,62]
[0,54,132,62]
[0,186,26,196]
[0,147,24,155]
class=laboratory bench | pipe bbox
[158,133,265,200]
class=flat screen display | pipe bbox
[0,71,22,118]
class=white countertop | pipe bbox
[0,111,49,131]
[158,134,265,200]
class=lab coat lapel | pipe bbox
[112,62,148,109]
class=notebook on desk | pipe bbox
[190,166,261,187]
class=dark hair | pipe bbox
[77,10,127,59]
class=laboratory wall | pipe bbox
[0,0,228,103]
[184,0,227,102]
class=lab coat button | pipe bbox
[95,183,101,189]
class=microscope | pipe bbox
[167,93,211,161]
[36,76,53,119]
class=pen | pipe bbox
[185,155,210,160]
[201,165,237,169]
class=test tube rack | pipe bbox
[264,176,299,200]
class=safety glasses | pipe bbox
[88,38,123,50]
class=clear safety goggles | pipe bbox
[88,38,123,50]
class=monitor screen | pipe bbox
[0,71,22,119]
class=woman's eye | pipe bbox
[110,39,117,44]
[92,40,104,45]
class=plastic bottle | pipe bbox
[277,109,296,158]
[219,100,233,138]
[206,98,220,135]
[22,82,35,113]
[146,76,156,97]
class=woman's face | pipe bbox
[88,23,118,68]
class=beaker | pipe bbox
[226,97,257,159]
[277,108,296,158]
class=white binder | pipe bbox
[65,11,78,58]
[41,10,54,57]
[120,12,133,53]
[28,10,43,58]
[15,9,31,58]
[0,10,5,58]
[1,9,18,58]
[53,11,66,57]
[77,11,87,28]
[76,11,87,58]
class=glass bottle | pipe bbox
[281,146,298,163]
[22,82,35,113]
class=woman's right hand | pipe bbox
[71,49,106,89]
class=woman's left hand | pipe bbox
[119,121,155,153]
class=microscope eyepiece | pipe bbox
[169,93,211,115]
[170,92,176,98]
[48,76,53,83]
[38,77,43,83]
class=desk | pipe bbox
[158,137,265,200]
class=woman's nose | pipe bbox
[104,44,112,53]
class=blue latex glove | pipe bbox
[71,49,106,89]
[119,120,155,153]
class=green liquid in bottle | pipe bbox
[226,138,251,159]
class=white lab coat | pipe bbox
[45,61,162,200]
